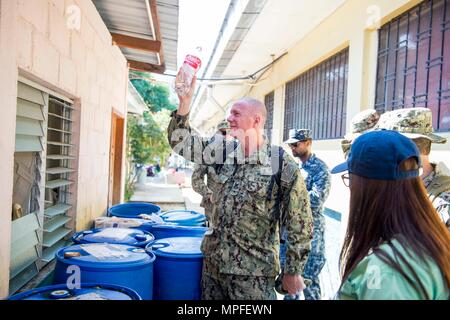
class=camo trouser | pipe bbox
[201,258,277,300]
[280,214,326,300]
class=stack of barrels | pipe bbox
[8,202,207,300]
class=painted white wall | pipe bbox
[0,0,129,297]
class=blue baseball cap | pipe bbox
[331,130,421,180]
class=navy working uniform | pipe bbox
[281,129,331,300]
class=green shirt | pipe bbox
[337,239,449,300]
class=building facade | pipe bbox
[0,0,129,297]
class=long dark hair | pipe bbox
[339,158,450,299]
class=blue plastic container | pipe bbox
[146,237,203,300]
[150,223,207,240]
[53,244,155,300]
[108,202,161,219]
[159,210,206,227]
[8,283,142,300]
[72,227,154,248]
[95,216,156,233]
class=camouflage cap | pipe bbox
[376,107,447,144]
[344,109,380,140]
[284,128,312,144]
[217,120,230,130]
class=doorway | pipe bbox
[109,111,125,206]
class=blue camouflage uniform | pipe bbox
[298,154,331,300]
[281,129,331,300]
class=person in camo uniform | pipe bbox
[340,109,380,159]
[191,120,232,228]
[168,77,313,300]
[376,107,450,232]
[281,129,331,300]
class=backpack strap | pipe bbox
[427,175,450,201]
[213,140,238,173]
[267,146,285,222]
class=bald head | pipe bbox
[233,98,267,128]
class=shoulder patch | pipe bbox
[281,160,298,185]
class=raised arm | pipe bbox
[167,77,233,165]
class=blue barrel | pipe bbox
[8,283,141,300]
[159,210,206,226]
[72,227,154,248]
[150,223,208,239]
[146,237,203,300]
[54,244,155,300]
[95,216,156,233]
[108,202,161,218]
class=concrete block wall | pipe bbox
[0,0,129,296]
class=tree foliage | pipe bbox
[127,111,171,165]
[130,71,177,112]
[125,71,176,200]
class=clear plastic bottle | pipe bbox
[175,53,202,96]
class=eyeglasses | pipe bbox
[341,173,351,187]
[289,140,308,148]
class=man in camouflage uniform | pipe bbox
[281,129,331,300]
[341,109,380,159]
[168,78,313,300]
[191,120,232,227]
[376,107,450,231]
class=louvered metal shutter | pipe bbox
[9,82,48,294]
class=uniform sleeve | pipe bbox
[309,165,331,210]
[167,111,233,165]
[281,157,313,275]
[191,164,210,197]
[430,193,450,232]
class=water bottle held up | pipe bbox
[175,52,202,97]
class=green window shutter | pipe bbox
[9,213,40,295]
[15,83,47,152]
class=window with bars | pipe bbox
[42,97,75,263]
[264,91,274,141]
[10,81,77,294]
[375,0,450,131]
[283,48,349,141]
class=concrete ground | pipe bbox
[132,168,342,300]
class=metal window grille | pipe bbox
[42,96,76,263]
[375,0,450,131]
[283,48,349,140]
[264,91,275,141]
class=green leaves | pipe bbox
[130,72,177,113]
